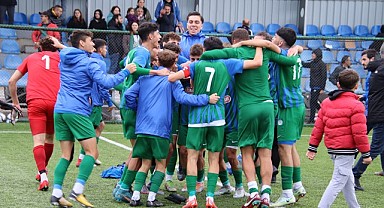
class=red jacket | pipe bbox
[31,22,61,43]
[308,90,370,158]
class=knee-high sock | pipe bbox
[53,158,70,186]
[33,145,46,172]
[44,143,54,167]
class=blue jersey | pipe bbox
[180,32,205,59]
[90,53,113,107]
[269,49,288,106]
[225,77,238,132]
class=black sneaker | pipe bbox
[354,177,364,191]
[50,195,73,207]
[177,168,186,181]
[146,199,164,207]
[130,199,143,207]
[271,175,277,183]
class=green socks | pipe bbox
[166,149,178,175]
[207,172,219,197]
[149,171,165,193]
[293,167,301,183]
[77,155,95,182]
[119,165,128,184]
[121,170,138,189]
[186,175,197,197]
[53,158,70,186]
[197,169,205,183]
[281,166,293,190]
[233,169,243,188]
[134,171,147,191]
[219,170,229,186]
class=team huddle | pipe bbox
[7,10,375,208]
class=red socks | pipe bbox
[44,143,54,167]
[33,145,46,172]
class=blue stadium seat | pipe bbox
[202,22,215,33]
[294,39,304,46]
[216,22,231,34]
[16,72,28,87]
[301,67,310,78]
[338,25,354,36]
[301,50,312,62]
[322,50,337,64]
[250,23,265,35]
[307,40,323,49]
[354,25,370,37]
[336,51,352,63]
[371,25,381,36]
[325,80,338,92]
[324,40,344,50]
[1,39,20,54]
[361,41,373,50]
[355,51,362,63]
[232,22,242,31]
[13,12,28,25]
[321,25,336,36]
[284,24,300,34]
[306,24,320,36]
[329,64,338,74]
[4,54,22,70]
[266,23,280,35]
[0,28,17,39]
[0,70,11,87]
[219,37,230,44]
[352,64,367,79]
[29,13,41,26]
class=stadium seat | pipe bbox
[29,13,41,26]
[329,64,338,74]
[301,50,312,63]
[324,40,344,50]
[301,67,310,78]
[336,51,352,63]
[232,22,242,31]
[325,80,338,93]
[285,24,300,34]
[4,54,22,70]
[322,50,337,64]
[361,41,373,50]
[1,39,20,54]
[266,23,280,35]
[13,12,28,25]
[355,51,362,63]
[219,37,230,44]
[0,70,11,87]
[216,22,231,33]
[306,24,320,36]
[352,64,367,79]
[295,39,304,46]
[371,25,381,36]
[355,83,365,95]
[0,28,17,39]
[250,23,265,35]
[307,40,323,49]
[202,22,215,33]
[338,25,354,36]
[354,25,370,37]
[321,25,337,36]
[16,72,28,87]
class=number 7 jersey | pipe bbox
[188,59,244,127]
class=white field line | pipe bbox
[98,136,132,151]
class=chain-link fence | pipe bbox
[0,24,383,122]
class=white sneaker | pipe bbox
[94,159,102,166]
[270,195,296,207]
[214,185,235,196]
[293,186,306,202]
[233,187,246,198]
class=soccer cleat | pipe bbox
[112,183,120,197]
[242,193,261,208]
[354,177,364,191]
[181,184,187,192]
[38,180,49,191]
[233,187,246,198]
[69,190,94,208]
[293,186,306,202]
[177,168,186,181]
[75,159,82,168]
[114,187,132,203]
[94,159,102,166]
[196,182,204,193]
[164,180,177,192]
[146,199,164,207]
[130,199,143,207]
[214,185,235,196]
[206,198,218,208]
[260,198,270,208]
[35,173,41,182]
[50,195,73,208]
[141,184,150,194]
[374,171,384,176]
[182,198,198,208]
[270,195,295,207]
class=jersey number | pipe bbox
[42,55,50,70]
[292,58,302,80]
[205,67,215,92]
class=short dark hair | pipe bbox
[53,5,62,9]
[93,38,107,51]
[362,49,378,59]
[231,28,250,42]
[164,3,172,8]
[338,69,360,90]
[256,31,273,41]
[138,22,159,42]
[163,42,181,54]
[39,37,57,52]
[158,49,177,68]
[187,11,204,23]
[341,55,350,64]
[276,27,297,47]
[110,6,121,13]
[71,30,93,48]
[162,32,181,44]
[190,44,204,57]
[203,37,223,51]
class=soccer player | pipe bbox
[125,49,219,207]
[49,30,136,208]
[169,37,263,208]
[8,37,60,191]
[75,38,114,168]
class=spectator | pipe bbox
[67,9,87,30]
[0,0,17,24]
[238,18,252,36]
[136,0,152,22]
[179,11,206,59]
[136,7,150,25]
[123,21,140,56]
[156,3,175,32]
[88,9,107,40]
[106,6,120,24]
[155,0,182,30]
[369,25,384,52]
[32,11,61,49]
[124,7,138,28]
[302,48,327,124]
[46,5,65,28]
[329,55,351,86]
[53,0,67,19]
[108,14,124,74]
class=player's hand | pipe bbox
[306,151,316,160]
[232,42,242,48]
[125,63,137,74]
[363,157,372,165]
[288,47,299,56]
[208,93,220,104]
[181,61,191,68]
[156,68,170,76]
[160,9,166,16]
[49,36,66,49]
[319,90,324,94]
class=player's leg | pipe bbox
[215,148,234,196]
[44,100,55,169]
[178,125,188,181]
[165,119,178,192]
[225,131,245,198]
[196,149,205,192]
[94,120,105,165]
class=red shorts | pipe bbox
[27,99,55,135]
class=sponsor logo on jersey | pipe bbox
[224,95,231,104]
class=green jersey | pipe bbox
[278,56,304,108]
[188,59,244,126]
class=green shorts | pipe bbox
[277,105,305,142]
[186,126,225,152]
[89,106,102,128]
[238,102,274,149]
[120,108,137,139]
[132,134,170,160]
[225,131,239,149]
[177,125,188,146]
[54,113,96,141]
[171,111,179,135]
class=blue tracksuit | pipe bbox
[55,47,129,116]
[180,31,206,60]
[90,53,113,107]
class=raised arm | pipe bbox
[200,48,238,60]
[168,69,188,82]
[243,47,263,69]
[235,39,281,54]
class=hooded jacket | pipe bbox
[90,53,113,107]
[54,47,129,116]
[308,90,370,158]
[88,10,107,40]
[366,58,384,124]
[180,31,206,60]
[46,7,65,27]
[303,48,327,90]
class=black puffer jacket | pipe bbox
[302,48,327,89]
[366,58,384,124]
[0,0,17,6]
